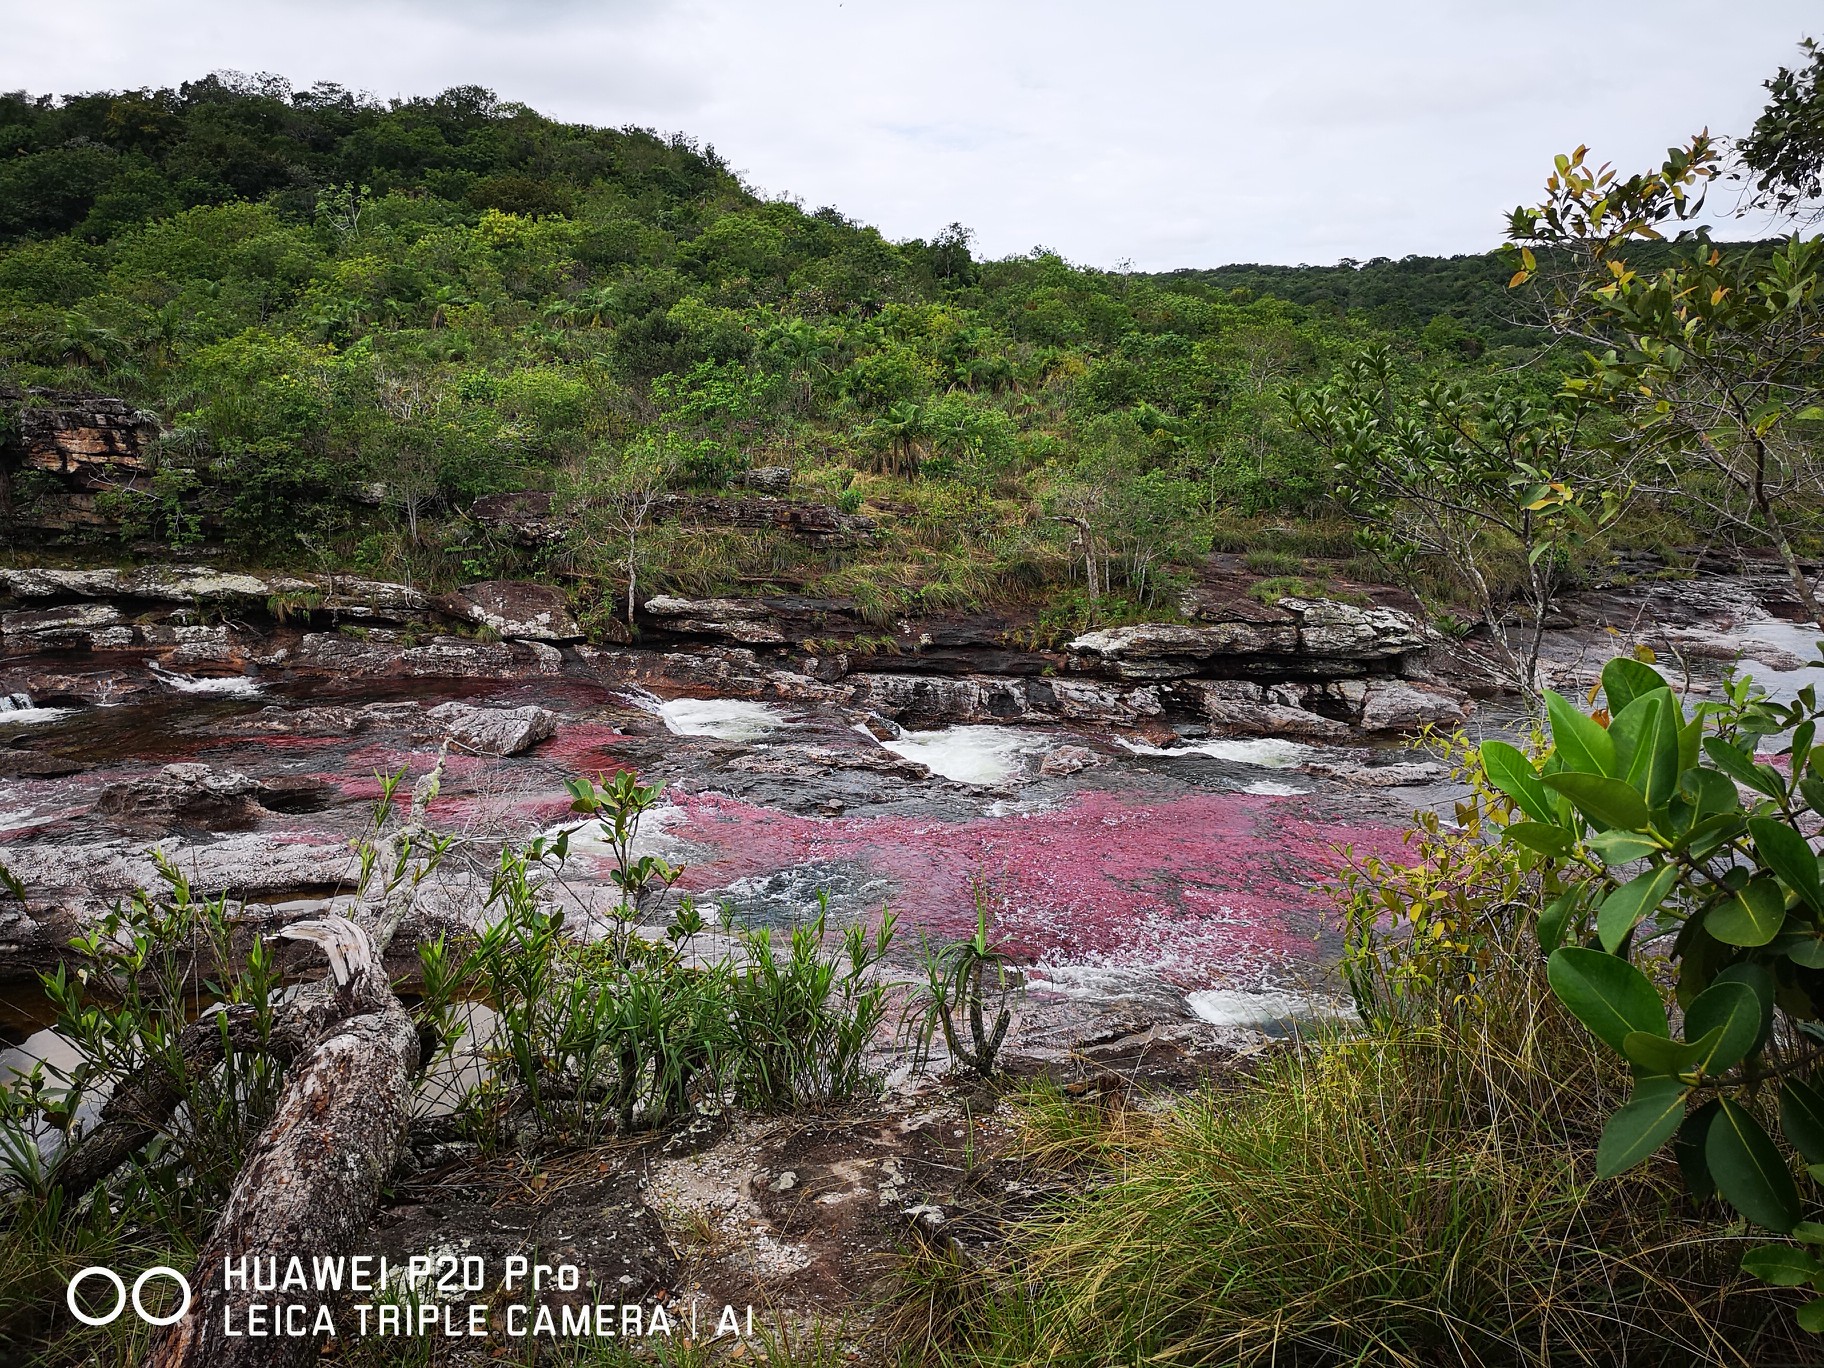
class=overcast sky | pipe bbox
[0,1,1815,269]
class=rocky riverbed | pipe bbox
[0,559,1818,1060]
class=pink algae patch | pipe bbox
[665,789,1410,984]
[535,723,633,772]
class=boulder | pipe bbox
[734,466,792,495]
[849,672,1031,725]
[0,833,362,980]
[1186,680,1352,740]
[1040,678,1164,724]
[140,623,248,669]
[642,595,787,645]
[425,701,558,756]
[1305,759,1446,787]
[1066,599,1427,680]
[725,744,930,781]
[441,580,583,642]
[1039,745,1101,777]
[95,764,268,835]
[1356,679,1472,733]
[1,602,135,650]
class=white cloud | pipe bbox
[0,0,1813,267]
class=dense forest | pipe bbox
[0,70,1815,657]
[0,69,1698,640]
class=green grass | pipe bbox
[898,1013,1803,1368]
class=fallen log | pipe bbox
[47,747,450,1206]
[147,916,420,1367]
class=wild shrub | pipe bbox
[1480,657,1824,1325]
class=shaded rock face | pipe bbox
[424,701,557,757]
[3,391,157,484]
[2,602,135,650]
[468,490,565,544]
[1184,680,1354,741]
[643,595,791,645]
[95,763,267,835]
[653,493,875,546]
[440,580,583,643]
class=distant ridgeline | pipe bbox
[1147,239,1782,353]
[0,74,736,241]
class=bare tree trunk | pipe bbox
[146,1004,420,1368]
[1770,527,1824,628]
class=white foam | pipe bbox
[0,707,76,726]
[543,802,691,864]
[1185,987,1334,1027]
[659,697,787,741]
[879,725,1044,785]
[149,664,264,697]
[1118,736,1312,769]
[1241,779,1305,796]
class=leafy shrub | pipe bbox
[1482,657,1824,1323]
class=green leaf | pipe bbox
[1622,1026,1721,1077]
[1801,774,1824,817]
[1676,1100,1719,1198]
[1787,936,1824,969]
[1602,656,1671,713]
[1588,829,1662,865]
[1537,889,1580,955]
[1749,817,1824,913]
[1612,691,1680,806]
[1506,822,1576,857]
[1547,946,1669,1051]
[1544,772,1651,831]
[1597,864,1680,951]
[1712,962,1776,1053]
[1782,1078,1824,1165]
[1706,876,1788,948]
[1597,1078,1688,1176]
[1704,736,1784,798]
[1546,689,1617,776]
[1681,766,1742,815]
[1684,979,1763,1074]
[1682,810,1746,861]
[1741,1244,1823,1286]
[1800,1298,1824,1333]
[1480,740,1553,824]
[1708,1097,1801,1233]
